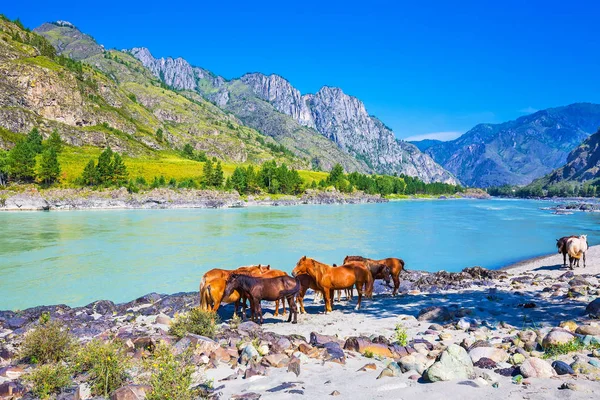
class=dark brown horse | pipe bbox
[556,236,578,267]
[295,273,323,314]
[344,256,405,295]
[223,274,301,324]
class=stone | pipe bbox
[323,342,345,364]
[576,325,600,336]
[571,360,598,375]
[343,337,392,358]
[510,354,526,365]
[417,306,452,322]
[287,357,301,376]
[211,347,231,363]
[468,347,509,364]
[310,332,341,347]
[590,359,600,368]
[6,317,28,329]
[237,321,261,332]
[559,320,578,332]
[456,318,472,330]
[244,364,267,379]
[429,324,444,331]
[257,344,269,356]
[240,344,260,365]
[593,349,600,358]
[398,353,433,375]
[110,384,151,400]
[74,383,92,400]
[174,333,218,355]
[542,328,576,347]
[263,353,289,368]
[425,344,474,382]
[520,357,555,378]
[358,363,377,371]
[585,298,600,318]
[0,366,24,380]
[155,314,171,325]
[377,362,402,379]
[438,332,453,341]
[330,390,341,396]
[473,357,497,369]
[230,393,261,400]
[552,360,574,375]
[0,381,25,398]
[89,300,117,315]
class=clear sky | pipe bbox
[3,0,600,141]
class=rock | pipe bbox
[74,383,92,400]
[257,343,269,356]
[417,306,451,322]
[110,384,152,400]
[287,357,301,376]
[520,357,555,378]
[358,363,377,371]
[570,360,598,375]
[244,363,267,379]
[323,342,345,364]
[343,337,392,358]
[310,332,341,347]
[593,349,600,358]
[552,361,574,375]
[456,318,472,330]
[590,359,600,368]
[438,332,453,341]
[211,347,232,363]
[155,314,171,325]
[240,344,260,365]
[0,381,25,398]
[510,354,526,365]
[495,366,519,377]
[0,366,24,379]
[585,298,600,318]
[425,344,474,382]
[6,317,28,329]
[173,333,218,355]
[559,382,582,391]
[89,299,117,315]
[398,353,433,375]
[330,390,341,396]
[429,324,443,331]
[542,328,576,347]
[237,321,261,332]
[559,320,578,332]
[576,325,600,336]
[263,354,289,368]
[230,393,261,400]
[473,357,497,369]
[468,347,509,363]
[377,362,402,379]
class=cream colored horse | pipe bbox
[566,235,588,269]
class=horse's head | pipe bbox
[581,234,588,244]
[343,256,350,264]
[292,256,309,277]
[259,264,271,273]
[223,274,242,298]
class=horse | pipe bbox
[295,273,323,314]
[223,274,301,324]
[199,264,270,316]
[339,259,391,297]
[331,264,354,302]
[566,235,589,269]
[292,256,372,312]
[556,236,578,267]
[259,269,289,317]
[344,256,405,295]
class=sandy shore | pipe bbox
[503,245,600,277]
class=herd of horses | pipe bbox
[556,234,589,269]
[199,256,405,324]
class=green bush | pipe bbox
[169,308,220,339]
[24,363,72,399]
[74,340,130,397]
[20,319,75,364]
[144,343,196,400]
[394,323,409,346]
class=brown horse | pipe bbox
[259,269,289,317]
[223,274,301,324]
[295,273,323,314]
[556,236,578,267]
[292,256,372,312]
[199,264,270,315]
[344,256,405,295]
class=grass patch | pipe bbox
[20,319,76,364]
[144,342,197,400]
[23,363,72,399]
[394,323,409,346]
[169,308,220,339]
[542,338,598,359]
[74,339,130,397]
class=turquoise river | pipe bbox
[1,199,599,310]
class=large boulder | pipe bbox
[344,337,393,358]
[417,306,452,322]
[110,385,151,400]
[468,347,509,363]
[398,353,434,374]
[542,328,576,347]
[520,357,555,378]
[586,298,600,318]
[576,324,600,336]
[425,344,474,382]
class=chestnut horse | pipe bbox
[295,273,323,314]
[223,274,301,324]
[199,264,270,315]
[292,256,372,312]
[344,256,405,296]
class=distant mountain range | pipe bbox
[411,103,600,187]
[13,21,456,184]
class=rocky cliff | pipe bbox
[420,103,600,187]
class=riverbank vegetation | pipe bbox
[487,181,600,198]
[0,128,464,198]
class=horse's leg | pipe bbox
[584,252,586,268]
[298,288,306,314]
[392,273,400,296]
[274,300,280,317]
[323,288,332,313]
[355,281,363,310]
[258,302,264,325]
[563,252,567,267]
[288,296,298,324]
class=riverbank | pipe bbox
[503,245,600,277]
[1,258,600,399]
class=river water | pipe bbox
[1,199,599,310]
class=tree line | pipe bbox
[487,182,599,198]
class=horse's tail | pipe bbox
[199,277,207,310]
[399,258,406,273]
[280,278,301,298]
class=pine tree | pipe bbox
[203,159,214,187]
[81,160,98,186]
[7,140,36,182]
[46,130,63,153]
[231,167,247,194]
[156,128,164,142]
[111,153,128,184]
[26,127,43,154]
[328,163,344,185]
[0,151,8,186]
[224,177,233,190]
[39,147,60,185]
[211,161,224,187]
[96,147,114,184]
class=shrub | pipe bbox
[20,319,75,364]
[169,308,220,339]
[24,363,71,399]
[394,324,408,346]
[144,343,196,400]
[74,340,130,397]
[542,338,586,359]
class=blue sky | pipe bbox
[3,0,600,141]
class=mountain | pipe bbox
[530,128,600,189]
[420,103,600,187]
[0,19,302,167]
[128,48,457,184]
[410,139,443,152]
